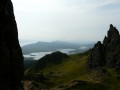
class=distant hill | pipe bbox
[22,41,94,54]
[25,51,69,74]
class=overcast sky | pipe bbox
[12,0,120,44]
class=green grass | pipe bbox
[40,53,107,89]
[102,68,120,90]
[43,54,88,82]
[25,52,120,90]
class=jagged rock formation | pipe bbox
[88,24,120,70]
[0,0,24,90]
[88,41,105,68]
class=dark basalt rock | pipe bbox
[0,0,24,90]
[108,24,119,38]
[88,24,120,70]
[88,41,105,68]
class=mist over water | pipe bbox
[24,49,75,60]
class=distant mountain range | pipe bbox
[22,41,94,54]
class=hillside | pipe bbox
[24,50,120,90]
[26,51,69,73]
[24,58,36,70]
[24,51,90,89]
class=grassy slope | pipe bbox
[103,68,120,90]
[25,52,120,90]
[37,52,100,89]
[44,54,88,85]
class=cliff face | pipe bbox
[88,24,120,71]
[0,0,24,90]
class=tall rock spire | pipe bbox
[107,24,119,38]
[88,24,120,71]
[0,0,24,90]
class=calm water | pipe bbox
[24,49,75,60]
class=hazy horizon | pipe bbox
[20,39,96,47]
[12,0,120,45]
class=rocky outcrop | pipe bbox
[0,0,24,90]
[88,24,120,70]
[88,41,105,68]
[24,80,48,90]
